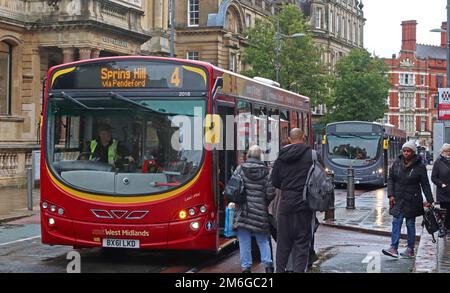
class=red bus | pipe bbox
[41,56,311,252]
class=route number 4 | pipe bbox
[171,67,181,87]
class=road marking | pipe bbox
[0,236,41,247]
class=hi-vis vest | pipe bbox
[90,139,119,165]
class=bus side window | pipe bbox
[252,104,267,148]
[268,108,280,162]
[237,100,252,164]
[280,109,290,147]
[290,111,298,130]
[303,113,310,141]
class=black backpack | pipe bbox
[422,206,439,243]
[302,150,334,212]
[223,170,246,205]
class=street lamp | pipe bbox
[430,0,450,84]
[170,0,175,57]
[274,19,305,83]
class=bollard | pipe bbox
[27,168,33,211]
[346,167,355,209]
[324,173,335,221]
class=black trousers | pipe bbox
[440,202,450,229]
[276,210,313,273]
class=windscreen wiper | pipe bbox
[109,92,156,113]
[331,133,378,140]
[52,92,92,110]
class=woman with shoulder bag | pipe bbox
[382,141,434,259]
[231,145,275,273]
[431,143,450,237]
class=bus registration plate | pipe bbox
[102,239,140,249]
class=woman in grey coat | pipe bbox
[431,143,450,235]
[231,145,275,273]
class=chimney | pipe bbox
[401,20,417,52]
[441,22,447,48]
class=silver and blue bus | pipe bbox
[323,121,406,186]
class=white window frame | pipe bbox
[420,94,426,108]
[400,73,415,86]
[420,117,426,132]
[329,11,334,33]
[245,13,251,28]
[187,0,199,27]
[229,52,237,72]
[315,7,322,29]
[186,51,199,60]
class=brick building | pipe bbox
[384,20,447,150]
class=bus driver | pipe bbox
[89,123,135,166]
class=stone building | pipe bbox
[384,20,447,150]
[300,0,365,115]
[0,0,170,186]
[173,0,279,72]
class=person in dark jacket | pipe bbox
[272,128,315,273]
[232,145,276,273]
[431,143,450,236]
[382,141,434,259]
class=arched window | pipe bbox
[0,41,12,115]
[225,8,242,34]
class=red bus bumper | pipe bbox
[41,211,218,251]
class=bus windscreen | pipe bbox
[50,60,208,91]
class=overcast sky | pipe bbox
[364,0,448,58]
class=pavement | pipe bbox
[0,186,40,223]
[0,172,449,273]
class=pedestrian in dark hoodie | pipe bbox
[232,145,276,273]
[272,128,315,273]
[431,143,450,236]
[382,141,434,259]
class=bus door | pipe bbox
[217,104,236,234]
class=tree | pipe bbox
[241,5,330,106]
[325,49,390,123]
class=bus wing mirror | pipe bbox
[212,77,223,100]
[205,114,221,145]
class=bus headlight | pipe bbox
[48,218,55,226]
[42,202,48,209]
[199,205,207,214]
[188,208,196,216]
[378,168,383,174]
[190,221,200,231]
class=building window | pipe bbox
[436,75,444,88]
[329,11,334,33]
[229,53,237,72]
[245,13,251,28]
[399,92,415,110]
[188,0,199,27]
[400,115,415,132]
[420,117,426,132]
[420,94,426,108]
[343,17,347,39]
[0,41,11,115]
[400,73,415,86]
[187,51,199,60]
[315,7,322,29]
[420,75,425,85]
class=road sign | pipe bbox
[438,88,450,120]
